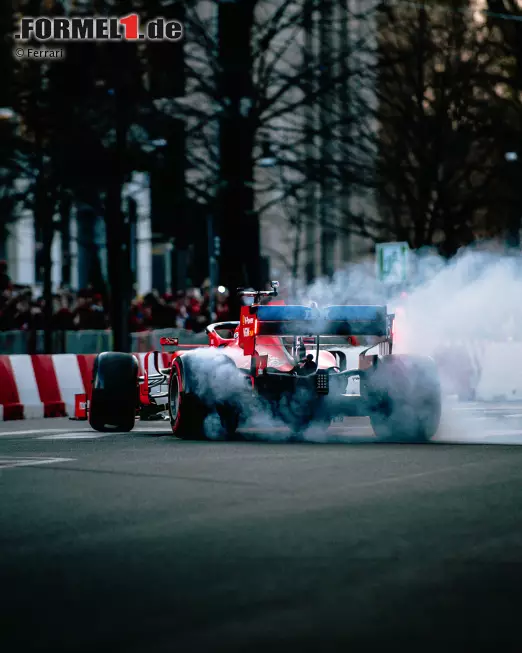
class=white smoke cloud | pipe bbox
[179,346,321,441]
[295,242,522,441]
[181,347,247,403]
[290,242,522,356]
[293,257,388,307]
[179,347,250,440]
[395,247,522,354]
[180,244,522,442]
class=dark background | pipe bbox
[2,0,522,351]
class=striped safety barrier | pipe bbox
[3,345,522,420]
[0,353,172,420]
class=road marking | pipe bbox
[37,434,109,440]
[0,428,91,437]
[350,455,522,488]
[0,426,165,439]
[329,425,373,430]
[452,405,522,411]
[242,426,288,433]
[483,411,522,416]
[481,429,522,436]
[0,457,75,469]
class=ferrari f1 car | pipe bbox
[88,282,442,442]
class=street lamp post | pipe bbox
[505,151,521,248]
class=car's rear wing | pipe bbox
[239,304,389,355]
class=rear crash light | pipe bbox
[315,370,329,394]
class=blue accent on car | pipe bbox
[324,306,387,322]
[256,305,387,322]
[255,305,316,322]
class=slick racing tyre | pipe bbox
[89,352,138,433]
[363,355,441,443]
[168,355,242,441]
[168,358,205,440]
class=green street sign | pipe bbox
[376,242,410,284]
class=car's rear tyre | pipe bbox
[363,355,441,443]
[89,352,138,432]
[168,358,206,440]
[168,356,242,441]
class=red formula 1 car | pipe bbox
[88,282,442,442]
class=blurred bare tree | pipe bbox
[156,0,380,307]
[5,0,522,349]
[485,0,522,247]
[372,1,506,256]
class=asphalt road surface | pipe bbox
[2,402,522,652]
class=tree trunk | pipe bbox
[292,219,301,299]
[60,191,72,288]
[42,208,54,355]
[35,133,56,355]
[218,0,258,318]
[319,0,334,279]
[304,0,317,284]
[508,41,522,248]
[0,219,6,260]
[414,4,428,247]
[339,0,352,266]
[105,47,131,353]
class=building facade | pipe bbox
[5,172,153,295]
[4,0,379,294]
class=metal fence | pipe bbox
[0,328,208,355]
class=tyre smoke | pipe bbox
[291,243,522,441]
[179,244,522,442]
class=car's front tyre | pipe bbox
[89,352,138,432]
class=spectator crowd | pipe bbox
[0,261,230,333]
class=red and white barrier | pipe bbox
[0,354,96,420]
[3,345,522,420]
[0,352,172,420]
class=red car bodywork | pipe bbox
[206,331,338,373]
[140,326,339,407]
[138,301,351,407]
